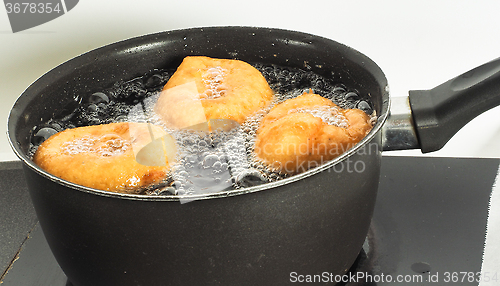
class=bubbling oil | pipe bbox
[290,107,349,128]
[201,66,228,99]
[62,135,131,157]
[29,64,376,196]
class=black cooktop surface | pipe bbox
[1,156,499,285]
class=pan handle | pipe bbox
[408,57,500,153]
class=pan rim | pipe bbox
[7,26,390,201]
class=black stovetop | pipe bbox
[1,156,499,285]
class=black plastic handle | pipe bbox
[409,57,500,153]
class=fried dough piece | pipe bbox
[33,122,175,193]
[155,56,274,129]
[254,92,373,174]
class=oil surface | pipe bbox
[29,63,375,196]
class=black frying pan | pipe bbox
[7,26,500,286]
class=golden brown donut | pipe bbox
[154,56,274,129]
[254,92,373,174]
[33,122,175,193]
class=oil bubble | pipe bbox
[31,127,58,145]
[89,92,109,104]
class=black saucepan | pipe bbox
[7,27,500,286]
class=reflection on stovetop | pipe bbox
[1,157,499,285]
[337,248,374,286]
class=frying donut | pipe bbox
[254,92,373,174]
[154,56,274,129]
[33,122,176,193]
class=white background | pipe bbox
[1,0,499,161]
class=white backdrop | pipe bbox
[1,0,499,161]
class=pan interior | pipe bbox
[8,26,389,199]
